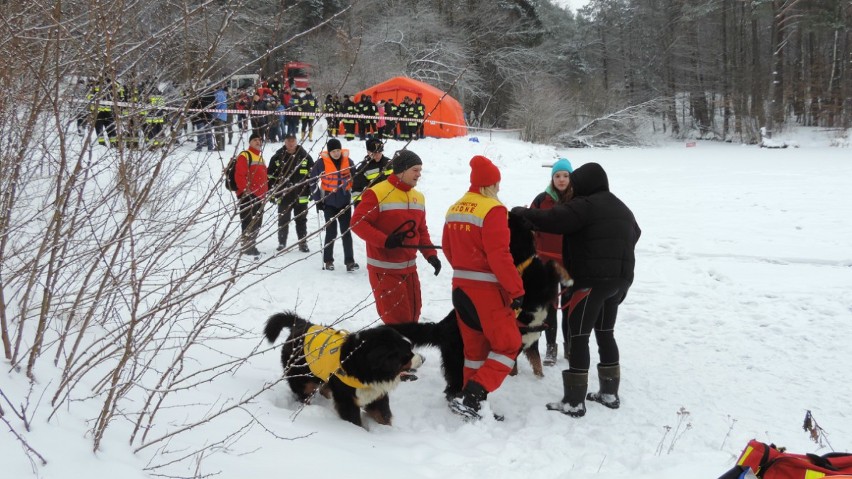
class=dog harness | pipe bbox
[303,325,366,389]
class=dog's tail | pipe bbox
[389,309,460,348]
[264,311,307,343]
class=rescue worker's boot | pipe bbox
[546,370,588,417]
[449,380,487,421]
[587,363,620,409]
[563,341,570,360]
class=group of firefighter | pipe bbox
[78,78,429,149]
[80,79,168,149]
[322,93,426,142]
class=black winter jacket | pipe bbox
[267,145,314,202]
[351,155,393,202]
[518,162,640,287]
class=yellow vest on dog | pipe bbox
[304,326,366,389]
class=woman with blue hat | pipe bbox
[529,157,574,366]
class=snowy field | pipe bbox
[3,128,851,478]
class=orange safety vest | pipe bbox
[319,151,352,192]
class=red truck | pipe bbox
[283,62,313,90]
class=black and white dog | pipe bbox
[264,311,423,427]
[390,213,570,398]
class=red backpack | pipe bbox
[728,440,852,479]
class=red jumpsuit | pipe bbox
[352,175,438,324]
[442,187,524,393]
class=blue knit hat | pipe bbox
[551,158,573,176]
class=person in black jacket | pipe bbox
[511,162,640,419]
[267,133,315,252]
[351,138,393,205]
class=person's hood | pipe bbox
[570,162,609,196]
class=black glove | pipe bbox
[427,256,441,276]
[510,207,536,230]
[384,233,404,249]
[510,296,524,310]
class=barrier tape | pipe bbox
[75,98,426,123]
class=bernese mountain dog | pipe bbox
[264,311,423,427]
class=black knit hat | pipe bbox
[366,138,383,153]
[327,138,342,151]
[392,149,422,173]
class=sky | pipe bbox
[2,126,851,478]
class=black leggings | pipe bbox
[564,280,630,373]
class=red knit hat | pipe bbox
[469,155,501,187]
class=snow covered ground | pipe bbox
[3,128,851,478]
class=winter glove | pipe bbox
[510,207,536,230]
[510,206,527,217]
[427,256,441,276]
[384,233,404,249]
[510,296,524,311]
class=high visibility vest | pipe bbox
[319,152,352,192]
[445,191,505,283]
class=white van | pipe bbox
[228,74,260,91]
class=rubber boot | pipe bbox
[587,364,620,409]
[546,370,587,417]
[563,341,570,360]
[449,380,487,421]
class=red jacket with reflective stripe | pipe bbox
[234,147,268,198]
[442,187,523,299]
[352,175,437,273]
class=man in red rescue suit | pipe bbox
[442,155,524,420]
[352,149,442,325]
[310,138,358,271]
[234,133,268,257]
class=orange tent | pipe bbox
[355,77,467,138]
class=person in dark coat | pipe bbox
[267,133,314,252]
[351,138,393,204]
[511,162,640,418]
[340,95,357,141]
